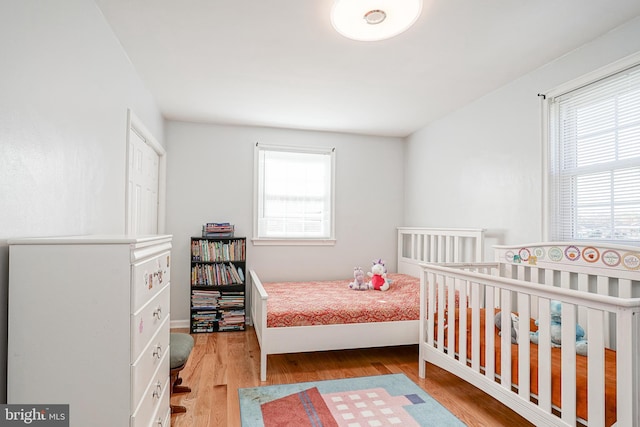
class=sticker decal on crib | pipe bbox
[518,248,530,262]
[505,250,515,262]
[602,250,621,267]
[622,252,640,270]
[582,247,600,263]
[564,245,581,261]
[548,247,563,262]
[532,247,545,260]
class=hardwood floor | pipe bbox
[170,326,534,427]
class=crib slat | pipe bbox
[471,283,481,372]
[530,268,539,321]
[427,271,436,348]
[597,275,611,347]
[544,269,554,288]
[588,308,605,427]
[561,303,577,425]
[500,291,512,391]
[447,276,456,359]
[619,278,632,298]
[617,308,635,427]
[577,273,589,339]
[530,266,539,284]
[437,277,446,351]
[560,271,571,289]
[485,286,495,380]
[537,298,552,413]
[458,279,468,365]
[517,293,531,399]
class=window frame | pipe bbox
[542,51,640,244]
[252,142,336,246]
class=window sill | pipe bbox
[251,238,336,246]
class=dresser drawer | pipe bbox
[131,349,170,427]
[149,391,171,427]
[132,251,171,312]
[132,317,169,409]
[132,284,170,361]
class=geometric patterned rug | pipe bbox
[238,373,466,426]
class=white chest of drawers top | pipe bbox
[8,235,172,427]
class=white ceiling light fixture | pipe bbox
[331,0,423,42]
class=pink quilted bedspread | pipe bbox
[264,273,420,327]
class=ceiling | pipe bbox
[95,0,640,137]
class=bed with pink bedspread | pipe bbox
[264,273,420,327]
[249,227,486,381]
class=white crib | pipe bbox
[419,242,640,426]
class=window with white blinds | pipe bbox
[253,144,335,244]
[548,62,640,242]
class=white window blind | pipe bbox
[254,144,335,242]
[548,63,640,242]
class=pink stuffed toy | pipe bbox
[367,259,390,291]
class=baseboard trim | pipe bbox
[170,319,190,329]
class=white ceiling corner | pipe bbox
[95,0,640,137]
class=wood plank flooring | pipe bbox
[170,326,534,427]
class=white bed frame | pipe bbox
[249,227,485,381]
[420,242,640,426]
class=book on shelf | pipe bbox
[191,263,245,286]
[202,222,234,238]
[192,239,246,263]
[191,290,220,310]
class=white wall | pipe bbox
[404,16,640,257]
[0,0,164,402]
[165,121,404,323]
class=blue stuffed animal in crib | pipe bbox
[529,300,588,356]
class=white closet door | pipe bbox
[127,127,159,235]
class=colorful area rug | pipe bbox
[238,373,465,426]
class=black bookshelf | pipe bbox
[190,236,246,333]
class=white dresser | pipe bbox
[8,235,172,427]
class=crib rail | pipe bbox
[495,242,640,350]
[420,262,640,426]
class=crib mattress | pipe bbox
[438,308,617,426]
[263,273,420,327]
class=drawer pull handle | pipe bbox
[153,344,162,359]
[153,307,162,319]
[152,381,162,399]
